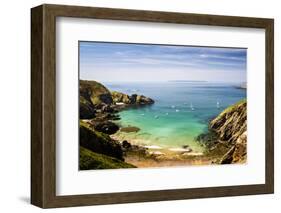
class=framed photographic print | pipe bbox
[31,4,274,208]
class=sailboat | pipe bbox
[216,100,220,109]
[190,102,194,111]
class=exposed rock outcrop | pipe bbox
[92,121,120,135]
[111,91,131,104]
[210,100,246,144]
[111,91,154,106]
[212,99,247,164]
[220,131,247,164]
[79,96,96,119]
[79,80,154,119]
[197,99,247,164]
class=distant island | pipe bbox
[234,82,247,90]
[168,80,208,83]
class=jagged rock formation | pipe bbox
[111,91,131,104]
[209,99,247,164]
[220,131,247,164]
[210,100,247,144]
[111,91,154,106]
[79,80,154,119]
[196,99,247,164]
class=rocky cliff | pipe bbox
[80,80,113,106]
[210,100,246,144]
[212,99,247,164]
[79,80,154,170]
[79,80,154,119]
[198,99,247,164]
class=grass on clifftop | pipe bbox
[213,99,246,121]
[80,80,110,94]
[80,147,136,170]
[80,80,113,105]
[80,120,112,142]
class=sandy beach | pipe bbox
[111,131,213,168]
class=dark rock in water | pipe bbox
[122,140,132,149]
[111,91,131,104]
[134,94,154,105]
[182,145,189,149]
[80,123,123,160]
[120,126,140,133]
[93,121,119,135]
[110,115,121,120]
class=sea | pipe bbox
[103,81,246,152]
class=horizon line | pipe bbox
[80,79,246,84]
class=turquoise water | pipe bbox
[104,82,246,151]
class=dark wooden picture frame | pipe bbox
[31,4,274,208]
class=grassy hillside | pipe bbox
[80,121,123,160]
[80,147,136,170]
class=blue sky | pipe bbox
[79,41,246,82]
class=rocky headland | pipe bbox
[197,99,247,164]
[79,80,154,170]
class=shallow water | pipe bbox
[104,81,246,151]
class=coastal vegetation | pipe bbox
[80,147,136,170]
[79,80,247,170]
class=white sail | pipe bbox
[190,102,194,111]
